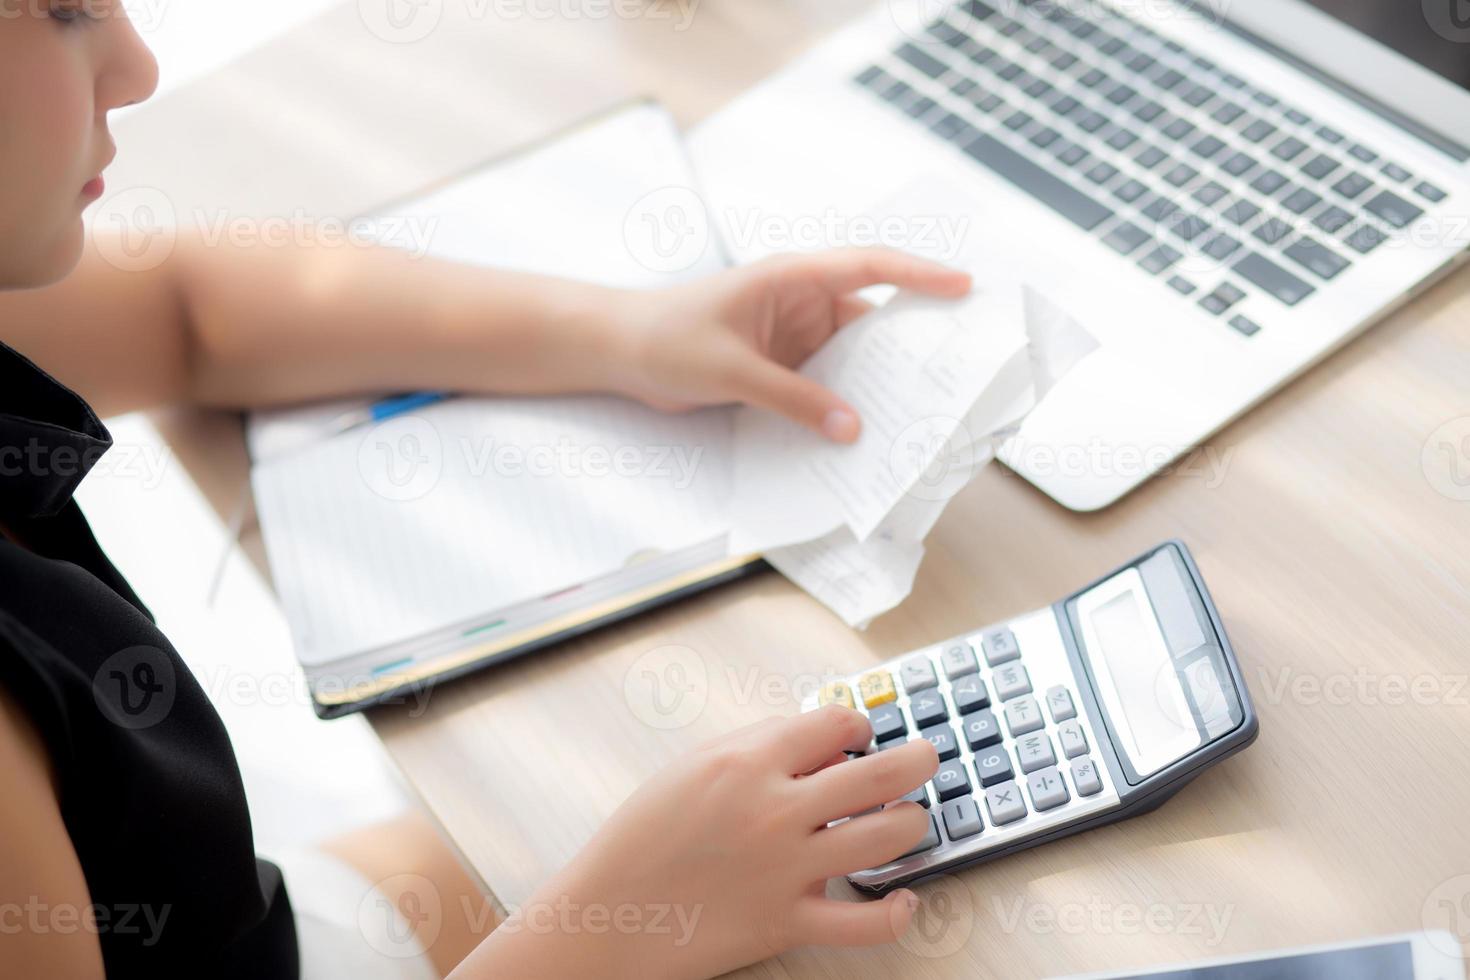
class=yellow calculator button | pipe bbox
[818,682,856,710]
[858,671,897,708]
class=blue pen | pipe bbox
[327,391,451,436]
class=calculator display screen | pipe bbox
[1079,573,1205,779]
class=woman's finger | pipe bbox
[756,704,874,776]
[791,247,972,298]
[806,802,930,878]
[833,294,876,328]
[732,357,861,443]
[797,738,939,825]
[791,890,920,948]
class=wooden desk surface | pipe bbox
[125,3,1470,977]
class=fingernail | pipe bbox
[822,409,860,442]
[904,891,920,911]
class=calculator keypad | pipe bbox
[812,608,1119,888]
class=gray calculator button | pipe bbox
[1045,685,1076,722]
[941,797,984,840]
[984,781,1027,825]
[1004,696,1044,737]
[920,724,959,761]
[900,655,939,694]
[902,814,942,857]
[993,663,1032,701]
[1027,767,1070,811]
[952,674,990,714]
[1015,731,1056,773]
[933,759,973,802]
[973,746,1014,786]
[940,642,979,679]
[892,785,930,809]
[982,628,1021,666]
[868,703,906,743]
[961,709,1002,750]
[1058,721,1089,758]
[909,689,949,728]
[1071,757,1103,796]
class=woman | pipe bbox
[0,2,966,977]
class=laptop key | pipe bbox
[1221,199,1261,226]
[894,44,949,79]
[1138,244,1182,275]
[1221,152,1258,177]
[1076,111,1109,133]
[1079,68,1109,88]
[1180,84,1213,107]
[1380,162,1412,183]
[1050,94,1081,116]
[1190,135,1227,160]
[1163,163,1198,187]
[1192,181,1229,206]
[1253,217,1293,246]
[961,134,1116,231]
[1364,188,1424,228]
[1271,136,1308,161]
[1349,143,1378,163]
[1300,154,1340,181]
[1106,128,1139,150]
[1132,99,1166,123]
[1229,314,1262,336]
[1154,68,1185,90]
[1283,236,1351,280]
[1162,118,1196,141]
[1313,206,1353,235]
[1202,232,1242,260]
[1233,251,1315,305]
[1141,196,1179,222]
[930,113,975,141]
[1166,213,1212,242]
[1112,179,1148,203]
[1056,142,1090,167]
[1241,119,1277,143]
[1167,274,1197,295]
[1135,145,1169,170]
[975,93,1006,113]
[1106,83,1137,105]
[1030,127,1062,149]
[1250,169,1289,195]
[1211,101,1245,124]
[1086,161,1120,184]
[1103,221,1150,255]
[1332,172,1374,200]
[1315,125,1344,144]
[1004,110,1033,131]
[1281,187,1323,215]
[1344,224,1388,254]
[1415,181,1447,203]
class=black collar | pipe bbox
[0,342,113,519]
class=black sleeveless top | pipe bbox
[0,342,298,977]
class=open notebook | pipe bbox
[250,101,760,718]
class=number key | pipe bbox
[920,724,959,761]
[952,674,990,713]
[974,747,1014,786]
[868,703,906,742]
[933,759,973,802]
[909,689,949,728]
[961,709,1002,750]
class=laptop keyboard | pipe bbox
[854,0,1450,338]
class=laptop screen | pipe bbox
[1302,0,1470,89]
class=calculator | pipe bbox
[804,540,1258,893]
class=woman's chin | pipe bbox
[0,219,86,290]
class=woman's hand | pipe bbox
[458,705,941,980]
[612,249,971,443]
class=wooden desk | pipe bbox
[124,3,1470,976]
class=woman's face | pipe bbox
[0,0,157,289]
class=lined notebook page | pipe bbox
[249,102,734,666]
[254,397,731,666]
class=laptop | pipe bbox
[688,0,1470,511]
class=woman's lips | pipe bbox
[82,176,105,199]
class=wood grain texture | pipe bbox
[125,2,1470,976]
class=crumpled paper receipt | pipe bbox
[728,280,1097,627]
